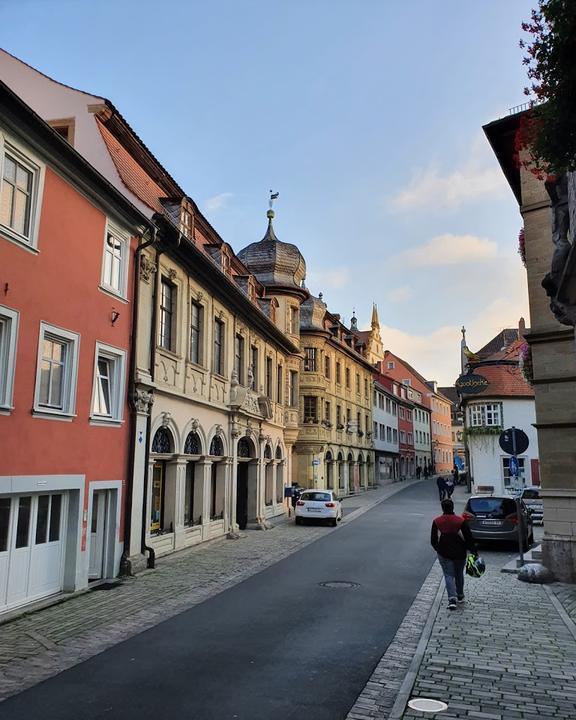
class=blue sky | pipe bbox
[1,0,534,384]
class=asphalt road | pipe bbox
[0,481,439,720]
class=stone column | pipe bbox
[127,388,153,569]
[173,459,188,550]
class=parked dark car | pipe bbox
[519,486,544,525]
[463,495,534,550]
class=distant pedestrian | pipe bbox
[290,483,301,515]
[436,475,447,501]
[431,499,477,610]
[452,466,460,486]
[423,465,429,479]
[416,465,422,480]
[445,475,455,499]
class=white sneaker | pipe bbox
[448,600,457,610]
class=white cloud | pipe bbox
[394,233,498,267]
[388,136,508,211]
[307,267,350,292]
[386,285,413,303]
[204,192,234,212]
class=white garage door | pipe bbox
[0,493,67,612]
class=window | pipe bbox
[277,364,283,403]
[250,345,258,390]
[190,302,203,365]
[266,356,273,398]
[180,208,193,239]
[337,405,342,427]
[324,355,331,378]
[325,401,331,422]
[387,427,392,443]
[469,403,502,427]
[406,409,412,421]
[289,370,298,407]
[407,433,413,445]
[364,378,368,397]
[345,367,350,389]
[304,347,317,372]
[336,362,342,385]
[101,225,128,297]
[184,462,201,526]
[150,462,165,534]
[289,306,299,334]
[393,428,398,443]
[0,138,43,248]
[0,305,18,409]
[385,398,391,413]
[159,278,176,351]
[304,396,318,423]
[35,494,62,544]
[34,323,79,417]
[346,408,351,425]
[387,361,395,370]
[400,430,406,443]
[234,334,245,385]
[399,407,405,420]
[91,343,126,422]
[355,373,360,393]
[48,119,74,144]
[502,457,526,487]
[392,402,397,416]
[357,412,361,432]
[213,318,225,376]
[402,379,411,387]
[365,414,369,434]
[373,421,378,437]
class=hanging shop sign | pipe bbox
[455,373,489,395]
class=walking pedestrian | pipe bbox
[445,474,455,499]
[436,475,446,501]
[416,465,421,480]
[431,499,477,610]
[452,466,460,486]
[423,465,429,479]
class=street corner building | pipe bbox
[0,77,152,613]
[485,108,576,582]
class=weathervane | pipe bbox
[269,190,279,210]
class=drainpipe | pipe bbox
[120,224,157,576]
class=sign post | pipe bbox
[498,427,530,567]
[511,428,524,567]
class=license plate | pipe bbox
[307,508,321,513]
[481,519,503,526]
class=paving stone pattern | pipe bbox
[346,563,443,720]
[553,583,576,625]
[0,481,419,703]
[402,561,576,720]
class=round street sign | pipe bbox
[455,373,489,395]
[499,428,529,455]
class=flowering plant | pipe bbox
[518,227,527,266]
[519,341,534,385]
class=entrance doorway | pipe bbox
[89,490,111,580]
[236,462,248,530]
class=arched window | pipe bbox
[184,431,201,455]
[325,451,333,462]
[275,445,283,460]
[238,436,253,458]
[209,435,224,457]
[264,444,272,460]
[152,427,173,454]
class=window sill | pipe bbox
[89,416,123,427]
[0,405,14,416]
[0,226,39,254]
[186,360,207,372]
[32,409,76,422]
[98,285,129,304]
[212,372,227,382]
[156,346,183,361]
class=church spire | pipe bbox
[262,190,280,242]
[371,303,380,328]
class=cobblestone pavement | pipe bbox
[0,479,422,703]
[553,583,576,624]
[401,553,576,720]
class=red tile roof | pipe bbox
[97,118,166,213]
[469,339,534,398]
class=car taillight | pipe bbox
[462,511,474,520]
[325,502,335,508]
[507,514,518,524]
[296,500,305,506]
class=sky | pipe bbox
[1,0,535,385]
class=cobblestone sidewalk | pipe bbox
[401,557,576,720]
[0,479,421,702]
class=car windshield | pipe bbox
[468,498,517,518]
[301,492,332,502]
[522,489,540,499]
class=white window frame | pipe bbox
[0,304,19,411]
[34,322,80,419]
[468,402,502,428]
[100,222,130,299]
[90,342,127,424]
[0,132,45,251]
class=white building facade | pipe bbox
[373,380,399,483]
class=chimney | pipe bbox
[518,317,526,338]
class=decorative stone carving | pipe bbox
[190,418,199,431]
[167,268,177,281]
[161,412,171,428]
[139,254,157,284]
[215,424,223,436]
[230,421,240,439]
[542,172,576,326]
[131,388,154,414]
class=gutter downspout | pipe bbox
[120,224,158,575]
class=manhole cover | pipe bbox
[407,698,448,713]
[319,581,359,589]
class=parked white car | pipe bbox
[295,490,342,527]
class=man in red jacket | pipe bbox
[431,499,477,610]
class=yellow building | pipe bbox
[295,295,375,492]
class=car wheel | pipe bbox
[330,518,337,527]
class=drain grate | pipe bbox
[90,582,123,592]
[319,581,360,589]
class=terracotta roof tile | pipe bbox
[96,118,166,212]
[469,340,533,398]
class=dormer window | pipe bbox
[248,278,257,302]
[48,118,75,145]
[180,207,193,239]
[221,250,231,274]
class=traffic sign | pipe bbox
[499,427,529,455]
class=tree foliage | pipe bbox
[519,0,576,173]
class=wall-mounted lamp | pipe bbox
[111,310,120,326]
